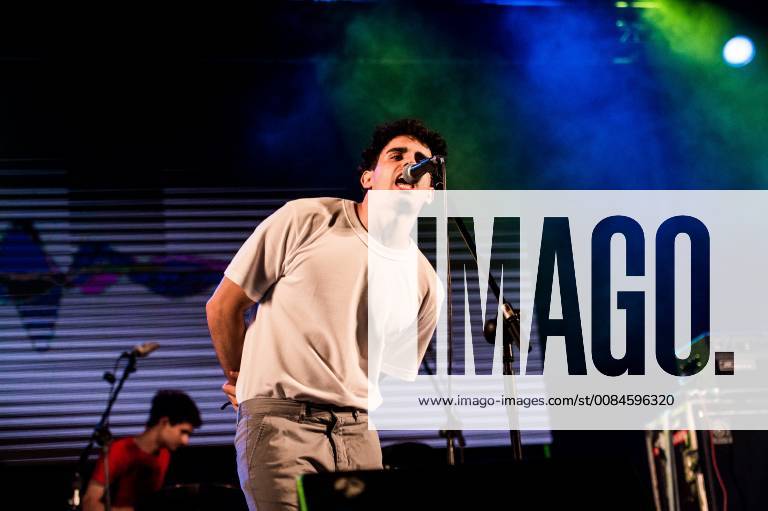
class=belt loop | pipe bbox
[353,410,359,421]
[299,402,307,423]
[326,411,339,436]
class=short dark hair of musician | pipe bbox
[146,389,203,428]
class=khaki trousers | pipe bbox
[235,398,382,511]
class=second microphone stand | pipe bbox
[69,350,142,511]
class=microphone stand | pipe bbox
[449,217,524,461]
[431,158,464,465]
[431,160,523,462]
[69,351,141,510]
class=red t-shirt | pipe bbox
[91,437,170,507]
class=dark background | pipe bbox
[2,2,767,509]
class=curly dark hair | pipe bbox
[146,389,202,428]
[357,118,447,177]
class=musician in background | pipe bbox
[82,390,202,511]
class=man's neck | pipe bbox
[355,197,369,231]
[358,192,417,250]
[134,429,162,455]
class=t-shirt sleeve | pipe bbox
[381,263,443,381]
[90,440,128,486]
[415,276,443,370]
[224,201,300,302]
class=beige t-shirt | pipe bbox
[224,197,439,410]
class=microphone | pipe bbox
[402,155,444,185]
[124,342,160,358]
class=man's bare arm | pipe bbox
[82,481,105,511]
[205,277,255,396]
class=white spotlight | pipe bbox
[723,36,755,67]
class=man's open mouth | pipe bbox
[395,175,414,190]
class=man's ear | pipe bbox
[360,170,373,190]
[158,417,170,427]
